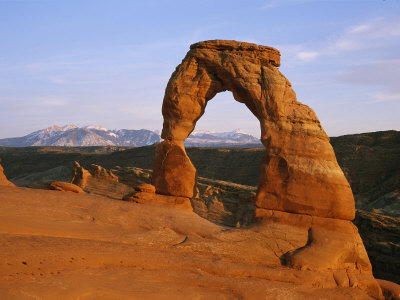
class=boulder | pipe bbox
[135,183,156,194]
[48,181,85,194]
[123,187,192,210]
[377,279,400,300]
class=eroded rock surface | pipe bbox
[152,141,196,198]
[152,39,354,220]
[0,186,387,299]
[72,162,133,199]
[48,181,85,194]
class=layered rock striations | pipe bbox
[71,162,133,199]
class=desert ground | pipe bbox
[0,185,391,299]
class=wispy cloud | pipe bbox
[260,0,316,10]
[371,92,400,103]
[335,58,400,103]
[296,51,320,61]
[281,18,400,63]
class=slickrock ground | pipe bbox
[1,159,399,285]
[0,185,387,299]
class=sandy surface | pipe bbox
[0,186,376,299]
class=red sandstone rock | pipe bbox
[148,40,380,296]
[0,163,15,187]
[0,185,385,299]
[88,164,119,182]
[255,208,382,299]
[72,162,132,199]
[153,39,354,220]
[152,140,196,198]
[71,161,91,188]
[123,189,192,210]
[48,181,85,194]
[135,183,156,193]
[377,279,400,300]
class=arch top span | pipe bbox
[190,40,281,67]
[153,40,355,221]
[160,39,298,143]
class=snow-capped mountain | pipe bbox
[0,125,161,147]
[0,126,261,147]
[185,129,261,147]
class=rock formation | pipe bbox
[72,162,133,199]
[151,40,381,296]
[0,161,15,187]
[123,183,192,210]
[48,181,85,194]
[152,39,354,220]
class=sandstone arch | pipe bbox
[152,40,355,221]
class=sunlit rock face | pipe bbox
[152,39,354,221]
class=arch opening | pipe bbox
[184,91,263,226]
[189,91,261,140]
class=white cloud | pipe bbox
[260,0,316,10]
[348,24,371,34]
[296,51,320,61]
[279,18,400,64]
[335,59,400,104]
[372,92,400,103]
[42,99,66,107]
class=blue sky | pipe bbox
[0,0,399,138]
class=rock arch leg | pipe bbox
[152,140,197,198]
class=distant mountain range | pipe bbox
[0,125,261,147]
[185,129,261,147]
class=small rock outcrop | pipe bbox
[71,162,133,199]
[376,279,400,300]
[48,181,85,194]
[123,183,192,210]
[0,162,15,187]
